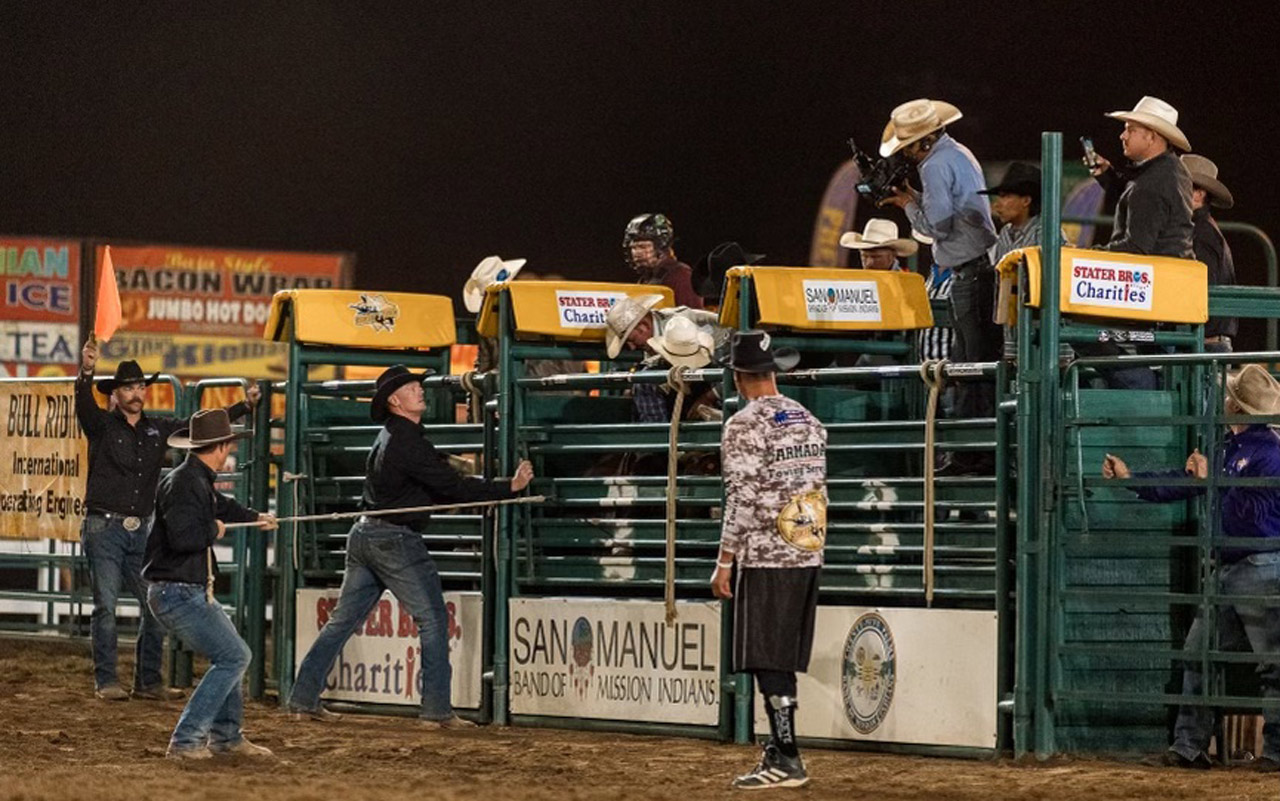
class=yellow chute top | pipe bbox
[476,280,674,340]
[265,289,456,348]
[718,266,933,332]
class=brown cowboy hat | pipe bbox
[1181,154,1233,209]
[167,408,250,449]
[1225,364,1280,417]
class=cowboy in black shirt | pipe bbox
[1182,154,1238,351]
[143,408,276,760]
[288,365,533,726]
[75,337,257,701]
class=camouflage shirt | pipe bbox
[719,394,828,568]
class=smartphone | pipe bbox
[1080,136,1100,168]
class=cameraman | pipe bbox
[878,99,998,473]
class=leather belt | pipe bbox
[90,510,144,532]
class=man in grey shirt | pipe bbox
[983,162,1051,266]
[879,98,998,473]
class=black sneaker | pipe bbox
[1242,756,1280,773]
[1141,750,1211,770]
[732,744,809,790]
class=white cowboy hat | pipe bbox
[910,228,934,246]
[880,98,963,157]
[604,293,664,359]
[1106,96,1191,153]
[1181,154,1233,209]
[839,218,919,257]
[463,255,527,313]
[1226,364,1280,416]
[647,315,714,369]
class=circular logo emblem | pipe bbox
[776,490,827,552]
[841,612,896,734]
[569,616,594,700]
[826,287,837,304]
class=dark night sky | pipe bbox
[3,3,1277,322]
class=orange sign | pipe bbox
[98,243,349,339]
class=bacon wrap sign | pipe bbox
[95,243,349,377]
[1,237,81,379]
[0,382,87,540]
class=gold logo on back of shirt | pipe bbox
[776,490,827,552]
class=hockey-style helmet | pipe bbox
[622,213,675,264]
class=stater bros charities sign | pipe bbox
[509,598,721,725]
[1069,255,1153,311]
[554,290,627,329]
[803,279,883,323]
[293,588,484,709]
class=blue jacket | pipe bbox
[1134,425,1280,561]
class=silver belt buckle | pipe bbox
[123,516,142,532]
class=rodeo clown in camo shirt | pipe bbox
[710,329,827,790]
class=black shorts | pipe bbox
[732,566,820,673]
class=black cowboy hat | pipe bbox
[727,329,800,374]
[95,360,161,395]
[167,408,250,449]
[692,242,765,302]
[370,364,434,422]
[978,162,1041,197]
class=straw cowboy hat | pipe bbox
[880,98,963,157]
[96,360,160,395]
[463,255,527,313]
[839,218,919,257]
[604,293,664,359]
[167,408,250,449]
[647,315,714,370]
[1106,96,1191,153]
[1226,364,1280,417]
[1181,154,1234,209]
[369,364,434,422]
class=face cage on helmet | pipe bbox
[622,227,674,270]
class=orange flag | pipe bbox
[93,245,122,342]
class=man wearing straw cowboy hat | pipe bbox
[839,217,916,271]
[1102,364,1280,772]
[76,338,259,702]
[1182,154,1238,353]
[1089,96,1194,258]
[288,365,534,727]
[143,408,278,759]
[711,330,826,789]
[877,98,999,472]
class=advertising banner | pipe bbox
[294,588,483,709]
[0,381,87,540]
[1,237,81,377]
[508,598,721,725]
[755,606,998,749]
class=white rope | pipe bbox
[223,494,546,530]
[664,366,691,626]
[919,359,948,608]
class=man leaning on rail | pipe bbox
[1102,364,1280,773]
[75,336,259,702]
[287,365,534,727]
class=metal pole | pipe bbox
[275,325,304,702]
[493,290,515,725]
[1033,131,1064,757]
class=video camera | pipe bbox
[848,139,913,205]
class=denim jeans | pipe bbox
[80,514,165,690]
[147,582,251,750]
[1171,550,1280,763]
[289,519,453,720]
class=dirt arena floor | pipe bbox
[0,638,1273,801]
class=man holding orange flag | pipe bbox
[76,247,262,700]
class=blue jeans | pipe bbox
[1172,551,1280,763]
[147,582,251,750]
[81,514,164,690]
[289,519,453,720]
